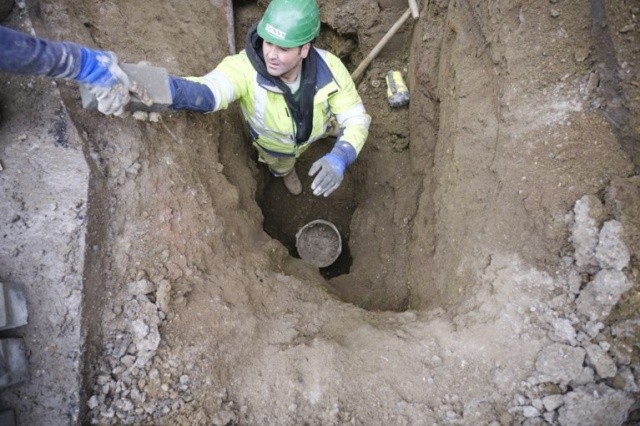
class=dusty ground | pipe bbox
[1,0,639,424]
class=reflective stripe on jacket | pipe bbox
[190,48,370,157]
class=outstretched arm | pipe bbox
[168,76,216,113]
[0,25,134,116]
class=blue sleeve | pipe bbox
[169,76,216,112]
[330,140,357,167]
[0,26,82,79]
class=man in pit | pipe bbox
[166,0,370,196]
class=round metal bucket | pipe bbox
[295,220,342,268]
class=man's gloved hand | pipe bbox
[309,141,357,197]
[76,48,131,116]
[309,153,346,197]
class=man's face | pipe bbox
[262,40,310,82]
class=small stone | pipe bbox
[148,368,160,381]
[542,394,564,412]
[121,355,136,368]
[595,221,630,271]
[576,270,632,321]
[128,279,155,295]
[558,385,634,426]
[87,395,100,410]
[544,411,558,424]
[130,388,143,402]
[574,48,590,63]
[584,343,617,378]
[213,410,237,426]
[552,318,577,345]
[570,367,595,387]
[112,365,126,376]
[535,343,585,385]
[610,342,632,365]
[522,406,540,418]
[551,9,560,18]
[619,24,635,33]
[143,402,156,414]
[179,374,191,387]
[100,408,115,418]
[584,321,604,338]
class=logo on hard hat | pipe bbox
[264,24,286,40]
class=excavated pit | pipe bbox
[257,141,357,280]
[1,0,639,425]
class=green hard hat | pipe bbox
[257,0,321,48]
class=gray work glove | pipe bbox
[308,152,347,197]
[76,49,148,116]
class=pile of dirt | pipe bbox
[0,0,638,424]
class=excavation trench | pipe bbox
[2,0,639,424]
[217,0,425,312]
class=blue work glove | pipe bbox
[76,48,132,116]
[309,142,357,197]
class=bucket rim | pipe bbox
[295,219,342,267]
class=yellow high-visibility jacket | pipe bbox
[181,29,370,158]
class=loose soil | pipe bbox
[1,0,639,425]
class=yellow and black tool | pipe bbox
[385,71,410,108]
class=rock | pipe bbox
[584,343,617,378]
[558,385,634,426]
[535,343,585,385]
[531,398,543,411]
[462,399,496,424]
[551,9,560,18]
[543,411,558,424]
[619,24,635,33]
[156,280,172,314]
[499,411,513,425]
[121,355,136,368]
[574,48,590,63]
[611,341,633,365]
[212,410,237,426]
[610,319,640,339]
[584,321,604,338]
[87,395,100,410]
[522,406,540,418]
[611,367,639,392]
[542,394,564,412]
[570,367,595,387]
[567,270,582,294]
[575,270,632,320]
[570,196,603,272]
[127,279,155,295]
[595,221,630,271]
[551,318,577,345]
